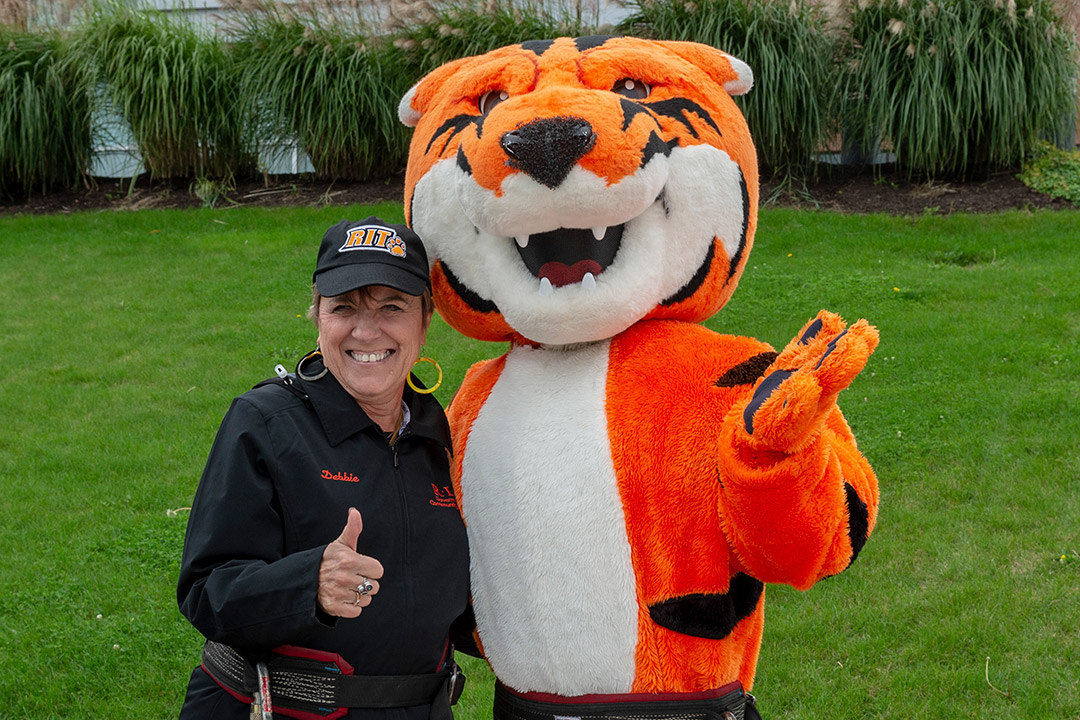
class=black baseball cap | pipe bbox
[313,217,430,297]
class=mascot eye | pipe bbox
[478,90,510,115]
[613,78,650,99]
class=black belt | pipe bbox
[201,640,464,720]
[493,680,761,720]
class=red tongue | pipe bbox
[538,260,603,287]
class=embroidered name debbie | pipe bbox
[323,469,360,483]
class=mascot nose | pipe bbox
[500,117,596,189]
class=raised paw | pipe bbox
[741,311,879,452]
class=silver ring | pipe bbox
[356,578,373,597]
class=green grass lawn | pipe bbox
[0,204,1077,718]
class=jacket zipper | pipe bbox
[393,429,414,615]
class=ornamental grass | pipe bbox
[835,0,1080,180]
[228,1,414,181]
[392,0,593,77]
[76,2,254,180]
[618,0,836,181]
[0,28,92,196]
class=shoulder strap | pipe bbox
[253,364,313,407]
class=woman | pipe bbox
[177,217,471,720]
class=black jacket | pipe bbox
[177,360,470,719]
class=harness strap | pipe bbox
[493,680,761,720]
[202,640,462,720]
[254,373,313,407]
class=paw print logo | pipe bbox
[386,235,407,257]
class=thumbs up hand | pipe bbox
[318,507,384,618]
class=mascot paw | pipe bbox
[740,311,879,452]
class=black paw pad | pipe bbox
[798,317,824,345]
[814,329,848,370]
[743,369,794,434]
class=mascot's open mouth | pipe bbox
[514,224,625,295]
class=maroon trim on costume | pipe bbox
[500,680,743,705]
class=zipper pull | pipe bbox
[393,444,399,468]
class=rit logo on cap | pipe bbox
[340,225,407,257]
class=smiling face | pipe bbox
[400,36,758,346]
[317,286,432,414]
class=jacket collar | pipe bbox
[296,354,452,452]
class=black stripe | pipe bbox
[643,97,722,139]
[799,317,824,345]
[425,114,478,156]
[440,261,500,314]
[574,35,614,52]
[520,39,555,55]
[659,164,749,308]
[456,147,472,176]
[715,352,778,388]
[727,172,750,279]
[639,130,672,168]
[648,573,763,640]
[660,241,714,307]
[815,329,848,370]
[620,98,652,132]
[844,482,870,566]
[743,369,794,435]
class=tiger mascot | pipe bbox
[398,36,880,719]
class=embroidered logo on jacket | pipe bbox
[430,484,457,508]
[339,225,407,257]
[323,469,360,483]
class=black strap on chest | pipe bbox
[253,370,312,407]
[202,640,463,720]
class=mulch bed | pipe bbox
[761,165,1074,215]
[1,164,1074,216]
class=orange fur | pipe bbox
[401,36,880,705]
[608,321,774,691]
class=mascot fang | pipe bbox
[400,35,880,719]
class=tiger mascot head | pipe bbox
[399,35,757,346]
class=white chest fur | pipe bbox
[461,341,639,694]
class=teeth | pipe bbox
[538,277,554,297]
[350,350,390,363]
[580,272,597,291]
[591,226,606,241]
[515,235,529,248]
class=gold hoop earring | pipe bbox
[297,348,328,381]
[406,357,442,394]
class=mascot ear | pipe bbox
[399,55,474,127]
[655,40,754,96]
